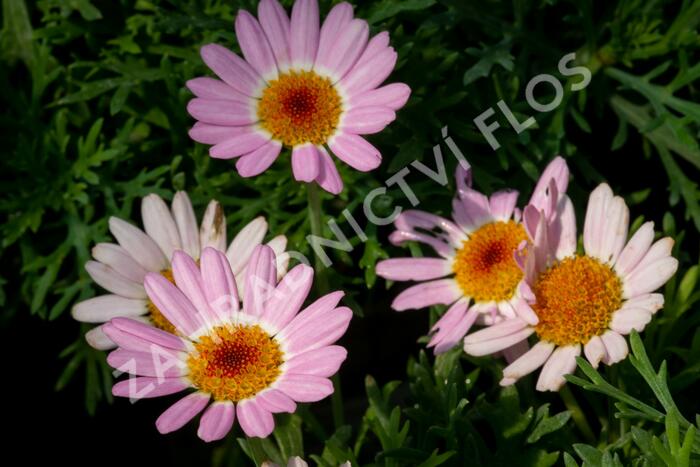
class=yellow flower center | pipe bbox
[187,324,284,401]
[147,268,178,335]
[534,256,623,346]
[453,221,528,302]
[257,70,342,147]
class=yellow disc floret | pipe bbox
[257,70,342,147]
[187,324,284,402]
[534,256,623,346]
[453,220,528,302]
[147,268,178,335]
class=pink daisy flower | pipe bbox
[104,245,352,440]
[71,192,288,350]
[464,183,679,391]
[375,157,569,354]
[186,0,410,194]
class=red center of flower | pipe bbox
[188,324,284,401]
[453,221,528,302]
[257,70,342,147]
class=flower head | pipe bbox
[71,192,288,350]
[187,0,410,194]
[376,157,569,354]
[464,183,678,391]
[105,246,352,440]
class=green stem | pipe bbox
[306,183,345,429]
[560,385,596,443]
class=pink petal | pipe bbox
[290,0,319,70]
[315,146,343,195]
[623,257,678,299]
[621,293,664,314]
[172,192,200,260]
[210,129,271,159]
[187,98,256,126]
[85,325,117,350]
[528,156,569,213]
[244,245,277,317]
[275,373,333,402]
[394,210,464,247]
[235,10,278,78]
[463,319,533,356]
[110,316,187,351]
[614,221,655,277]
[261,264,314,332]
[552,196,577,260]
[144,272,203,336]
[107,348,186,377]
[610,307,652,334]
[452,187,492,232]
[186,77,249,102]
[256,388,297,413]
[341,106,396,135]
[349,83,411,111]
[391,279,461,311]
[427,299,476,354]
[283,345,347,377]
[584,335,607,369]
[92,243,148,283]
[291,144,320,182]
[319,19,369,80]
[601,330,628,365]
[597,196,629,265]
[338,47,397,96]
[200,44,263,97]
[189,123,251,145]
[489,190,519,221]
[236,398,275,438]
[328,133,381,171]
[198,401,235,442]
[376,258,452,281]
[227,217,269,275]
[109,217,168,272]
[141,194,182,261]
[535,345,580,391]
[156,392,210,434]
[72,295,146,323]
[258,0,292,70]
[200,247,240,319]
[85,261,145,299]
[314,2,354,71]
[171,251,219,328]
[236,140,282,177]
[501,341,555,385]
[583,183,613,259]
[112,376,189,399]
[277,303,351,356]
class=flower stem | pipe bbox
[306,182,345,429]
[560,385,596,443]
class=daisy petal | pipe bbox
[236,140,283,177]
[72,295,147,323]
[501,341,555,385]
[172,192,200,260]
[227,217,269,275]
[85,261,145,299]
[189,123,250,145]
[376,258,452,281]
[142,194,182,262]
[186,77,249,101]
[623,257,678,299]
[615,221,655,277]
[601,330,628,365]
[348,83,411,111]
[112,376,188,399]
[329,133,381,171]
[292,144,320,182]
[584,335,607,369]
[315,146,343,195]
[198,401,235,442]
[256,388,297,413]
[210,129,271,159]
[200,44,263,97]
[236,10,278,79]
[391,279,461,311]
[262,264,314,332]
[200,200,227,252]
[156,392,210,434]
[275,374,333,402]
[290,0,319,70]
[237,398,275,438]
[109,217,168,272]
[187,98,256,126]
[341,106,395,135]
[610,307,653,334]
[283,345,347,377]
[314,2,353,71]
[535,345,580,391]
[258,0,292,71]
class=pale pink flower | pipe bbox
[376,157,569,354]
[464,183,678,391]
[263,457,350,467]
[187,0,410,194]
[72,192,288,350]
[104,246,351,440]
